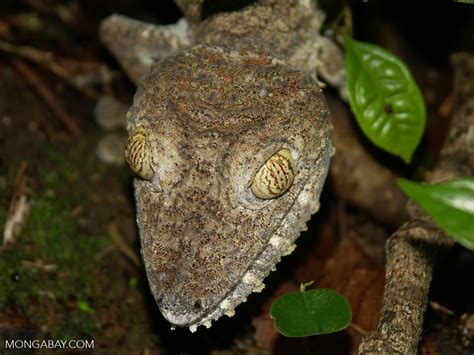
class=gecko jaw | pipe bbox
[160,143,331,332]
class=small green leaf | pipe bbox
[398,177,474,249]
[77,300,95,314]
[270,288,352,337]
[344,36,426,163]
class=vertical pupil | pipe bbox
[250,149,294,199]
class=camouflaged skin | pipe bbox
[100,0,335,330]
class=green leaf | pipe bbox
[77,300,95,314]
[270,288,352,337]
[344,36,426,163]
[398,177,474,250]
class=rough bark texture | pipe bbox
[359,53,474,354]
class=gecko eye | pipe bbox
[250,149,294,199]
[125,126,156,180]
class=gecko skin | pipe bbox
[100,0,344,331]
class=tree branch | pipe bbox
[359,52,474,354]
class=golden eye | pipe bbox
[125,126,156,180]
[250,149,294,199]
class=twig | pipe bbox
[2,161,30,250]
[358,52,474,354]
[22,0,79,26]
[0,39,99,99]
[3,196,30,250]
[106,222,141,267]
[429,300,455,317]
[350,322,368,336]
[94,244,116,260]
[10,58,82,137]
[6,161,28,214]
[22,260,58,272]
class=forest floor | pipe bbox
[0,0,473,354]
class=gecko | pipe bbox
[98,0,345,332]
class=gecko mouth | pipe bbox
[156,143,332,331]
[159,300,204,327]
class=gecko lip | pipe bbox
[160,310,196,326]
[158,301,202,326]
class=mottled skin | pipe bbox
[100,0,340,330]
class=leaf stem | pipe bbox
[300,281,314,292]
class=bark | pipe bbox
[359,52,474,354]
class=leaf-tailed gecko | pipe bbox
[99,0,345,332]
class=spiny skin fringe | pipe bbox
[183,144,331,333]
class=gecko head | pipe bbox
[124,45,332,329]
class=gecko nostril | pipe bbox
[193,300,202,311]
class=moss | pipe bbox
[52,308,101,341]
[0,143,112,340]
